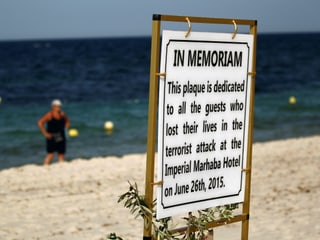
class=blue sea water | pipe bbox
[0,33,320,169]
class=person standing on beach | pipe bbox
[38,99,70,165]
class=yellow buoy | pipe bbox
[68,128,79,137]
[104,121,114,131]
[289,96,296,105]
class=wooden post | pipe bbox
[241,20,258,240]
[143,14,161,240]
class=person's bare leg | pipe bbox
[44,153,54,165]
[58,153,65,163]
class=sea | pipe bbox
[0,33,319,170]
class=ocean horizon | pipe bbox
[0,32,319,169]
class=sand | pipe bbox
[0,135,320,240]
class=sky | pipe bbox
[0,0,320,40]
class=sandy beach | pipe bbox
[0,135,320,240]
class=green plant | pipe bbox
[118,181,238,239]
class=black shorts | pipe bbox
[46,137,66,154]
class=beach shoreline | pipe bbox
[0,135,320,239]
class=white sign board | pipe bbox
[156,30,254,219]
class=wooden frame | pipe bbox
[144,14,257,240]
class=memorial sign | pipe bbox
[156,30,254,219]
